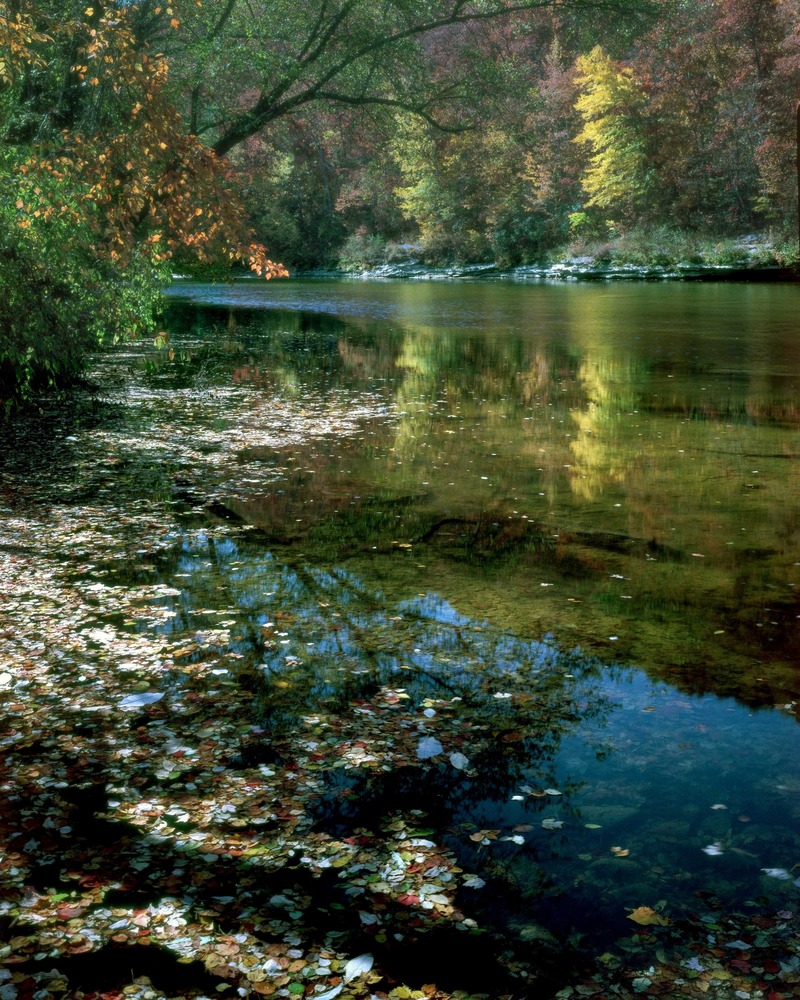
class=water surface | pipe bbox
[151,278,800,959]
[4,277,797,992]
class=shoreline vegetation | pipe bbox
[321,230,800,282]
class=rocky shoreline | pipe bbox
[302,257,798,283]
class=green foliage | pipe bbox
[336,230,391,271]
[0,3,283,408]
[0,144,166,405]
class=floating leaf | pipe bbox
[628,906,670,926]
[463,876,485,889]
[761,868,792,880]
[702,843,724,856]
[543,788,562,796]
[343,953,374,983]
[312,987,343,1000]
[449,752,470,770]
[541,818,564,830]
[683,957,707,972]
[416,736,443,759]
[520,785,546,797]
[118,691,164,708]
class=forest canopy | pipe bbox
[1,0,799,402]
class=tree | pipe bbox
[134,0,657,157]
[0,2,285,404]
[573,45,652,225]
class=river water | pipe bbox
[3,277,798,993]
[157,279,800,957]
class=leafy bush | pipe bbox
[336,231,391,271]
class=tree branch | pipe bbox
[211,0,655,156]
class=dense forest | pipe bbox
[1,0,799,400]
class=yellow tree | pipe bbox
[573,45,652,226]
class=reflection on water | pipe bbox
[19,277,792,978]
[126,278,800,955]
[125,526,800,958]
[163,280,800,708]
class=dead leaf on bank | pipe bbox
[627,906,670,926]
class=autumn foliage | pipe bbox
[0,2,285,404]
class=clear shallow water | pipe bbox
[150,279,800,952]
[3,277,795,991]
[134,525,800,954]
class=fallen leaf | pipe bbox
[416,736,443,759]
[118,690,164,708]
[343,953,373,983]
[761,868,792,880]
[628,906,670,926]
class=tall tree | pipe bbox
[0,2,285,402]
[573,45,652,223]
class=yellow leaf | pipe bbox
[627,906,670,926]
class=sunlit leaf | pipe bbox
[343,953,373,983]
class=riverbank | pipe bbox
[309,259,799,283]
[322,232,800,283]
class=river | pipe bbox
[1,277,798,996]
